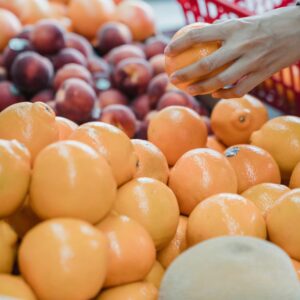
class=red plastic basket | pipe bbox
[177,0,300,115]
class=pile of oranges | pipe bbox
[0,1,300,299]
[1,92,300,299]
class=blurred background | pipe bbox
[145,0,186,32]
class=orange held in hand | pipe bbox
[187,193,267,247]
[224,144,281,194]
[96,215,156,288]
[148,106,208,166]
[19,218,108,300]
[0,140,31,218]
[30,140,116,224]
[165,22,224,94]
[211,95,268,146]
[168,148,238,215]
[267,189,300,261]
[113,177,179,250]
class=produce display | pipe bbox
[0,0,300,299]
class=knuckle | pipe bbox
[199,58,212,73]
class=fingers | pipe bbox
[165,24,225,57]
[185,57,254,96]
[211,71,270,99]
[170,47,241,84]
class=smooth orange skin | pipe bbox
[289,161,300,188]
[242,183,290,218]
[211,95,268,146]
[157,216,188,269]
[20,0,52,25]
[165,22,224,93]
[291,259,300,281]
[0,102,59,162]
[19,218,108,300]
[70,122,138,186]
[116,0,155,41]
[0,274,37,300]
[0,221,17,273]
[55,116,78,140]
[132,139,169,184]
[225,144,281,194]
[5,197,40,239]
[206,136,226,154]
[30,141,116,224]
[0,8,22,51]
[0,140,31,218]
[267,189,300,261]
[113,177,180,250]
[68,0,116,39]
[0,0,28,18]
[187,193,267,246]
[96,215,156,287]
[49,2,68,18]
[97,282,158,300]
[251,116,300,180]
[169,148,238,215]
[145,261,165,289]
[148,106,208,166]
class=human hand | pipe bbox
[165,7,300,98]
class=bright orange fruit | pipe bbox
[113,177,179,250]
[157,215,188,268]
[224,144,281,193]
[267,189,300,261]
[70,122,138,186]
[187,193,266,246]
[148,106,208,166]
[132,139,169,184]
[97,282,158,300]
[211,95,268,146]
[168,148,238,215]
[0,102,59,162]
[0,139,31,218]
[96,215,156,287]
[0,221,17,274]
[30,141,116,224]
[242,183,290,218]
[19,218,108,300]
[251,116,300,181]
[0,274,36,300]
